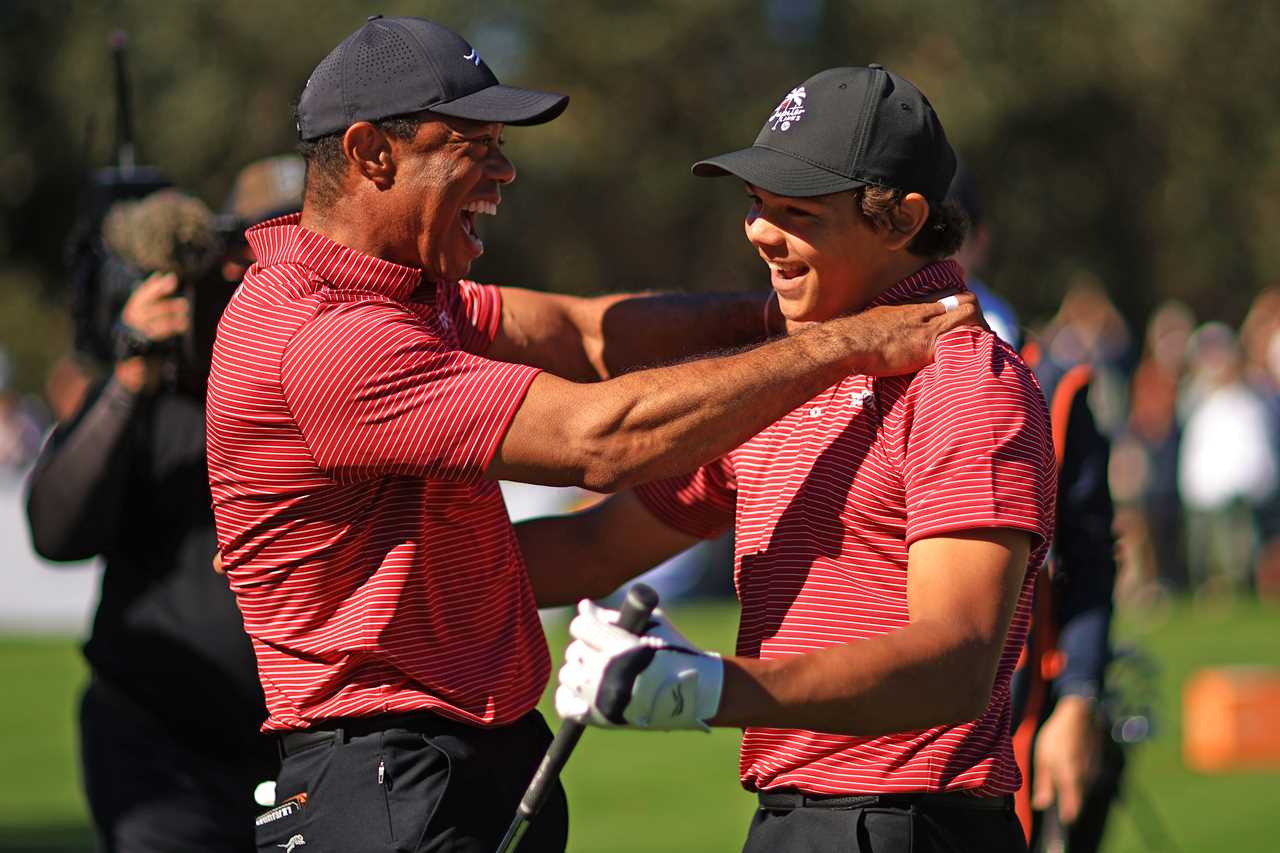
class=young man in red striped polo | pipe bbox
[551,66,1056,852]
[207,19,983,853]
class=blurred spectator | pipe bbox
[0,388,45,475]
[1044,273,1135,437]
[219,153,305,281]
[1177,322,1278,597]
[949,161,1020,347]
[1239,288,1280,597]
[0,348,48,477]
[24,161,301,853]
[1238,286,1280,402]
[1111,300,1195,597]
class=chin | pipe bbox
[780,299,825,325]
[433,257,473,283]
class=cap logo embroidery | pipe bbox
[768,86,807,131]
[463,48,481,66]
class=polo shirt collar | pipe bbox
[246,213,425,302]
[866,259,966,310]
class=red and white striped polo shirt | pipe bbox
[637,260,1056,796]
[207,215,546,731]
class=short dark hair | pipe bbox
[852,185,969,260]
[295,110,426,210]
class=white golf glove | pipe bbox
[555,600,724,732]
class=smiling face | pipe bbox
[385,115,514,281]
[744,184,908,324]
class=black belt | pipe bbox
[758,790,1012,812]
[278,709,461,758]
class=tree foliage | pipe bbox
[2,0,1279,390]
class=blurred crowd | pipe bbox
[1038,277,1280,604]
[0,349,51,481]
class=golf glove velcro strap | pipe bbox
[556,599,724,731]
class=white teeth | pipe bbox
[462,200,498,216]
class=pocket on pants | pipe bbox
[856,807,913,850]
[379,729,452,852]
[256,736,403,853]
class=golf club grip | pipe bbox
[516,584,659,818]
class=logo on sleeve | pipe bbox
[769,87,807,131]
[463,47,482,66]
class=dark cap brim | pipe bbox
[431,84,568,126]
[692,146,866,198]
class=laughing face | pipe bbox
[744,184,899,325]
[387,115,514,282]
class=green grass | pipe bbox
[1099,599,1280,853]
[2,600,1277,852]
[0,638,94,851]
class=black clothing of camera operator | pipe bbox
[26,189,275,853]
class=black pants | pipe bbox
[257,710,568,853]
[743,792,1028,853]
[80,678,277,853]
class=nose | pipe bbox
[745,209,784,251]
[489,146,516,185]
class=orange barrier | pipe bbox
[1183,666,1280,772]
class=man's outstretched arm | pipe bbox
[488,295,980,492]
[490,287,782,381]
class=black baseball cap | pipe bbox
[297,15,568,140]
[693,65,955,201]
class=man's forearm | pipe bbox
[495,287,776,382]
[712,620,1000,736]
[493,296,979,491]
[500,312,866,490]
[515,491,701,607]
[574,291,775,378]
[1054,603,1112,699]
[26,378,137,560]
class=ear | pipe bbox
[881,192,930,251]
[342,122,396,191]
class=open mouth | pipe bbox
[767,260,810,293]
[770,262,808,280]
[460,200,498,253]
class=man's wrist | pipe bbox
[1052,693,1100,728]
[816,312,876,374]
[1056,679,1101,705]
[111,320,156,361]
[112,359,150,394]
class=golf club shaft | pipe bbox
[496,584,659,853]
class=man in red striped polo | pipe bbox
[554,67,1056,852]
[207,20,982,853]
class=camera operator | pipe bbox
[26,171,298,852]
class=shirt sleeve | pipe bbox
[634,456,737,539]
[446,280,504,355]
[282,297,539,483]
[893,329,1056,555]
